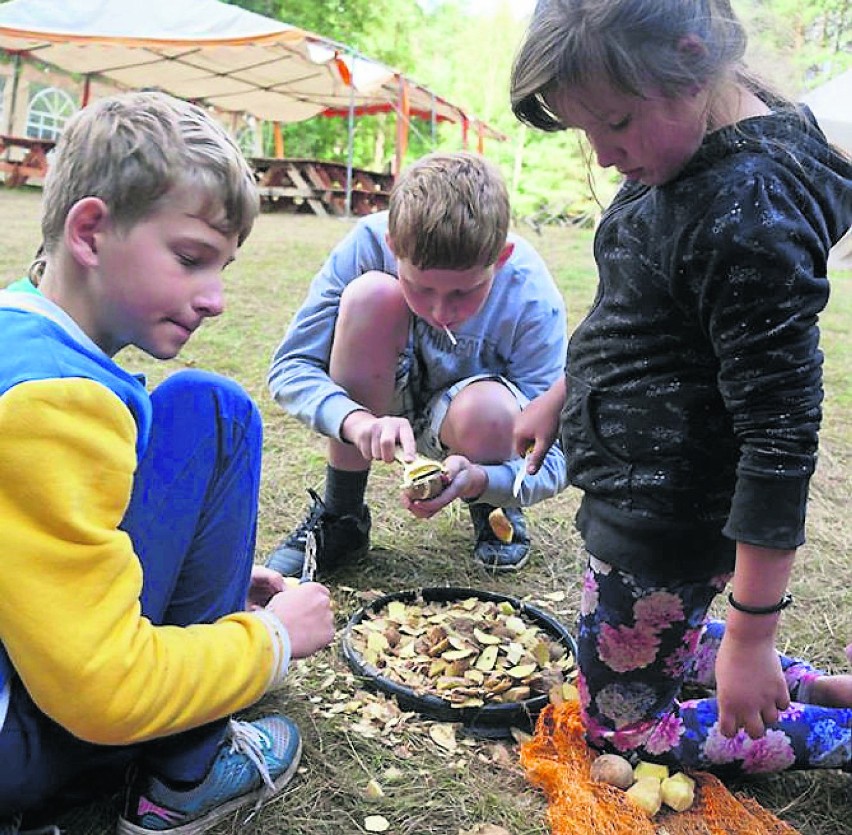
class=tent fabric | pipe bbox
[801,70,852,270]
[801,68,852,153]
[0,0,505,138]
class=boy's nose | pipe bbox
[432,298,454,324]
[195,278,225,317]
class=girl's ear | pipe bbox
[494,242,515,271]
[677,34,709,84]
[65,197,109,268]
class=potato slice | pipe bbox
[487,507,514,543]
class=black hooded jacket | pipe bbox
[562,106,852,580]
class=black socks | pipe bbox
[323,464,369,517]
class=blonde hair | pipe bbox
[511,0,759,131]
[40,91,259,254]
[388,151,510,270]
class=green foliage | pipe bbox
[221,0,850,219]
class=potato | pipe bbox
[589,753,635,789]
[625,777,662,817]
[661,772,696,812]
[488,507,514,543]
[633,761,669,782]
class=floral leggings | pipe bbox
[577,555,852,775]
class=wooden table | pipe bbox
[0,135,55,187]
[251,157,394,217]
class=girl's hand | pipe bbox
[402,455,487,518]
[246,564,286,610]
[715,631,790,738]
[514,377,565,475]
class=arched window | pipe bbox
[26,86,76,140]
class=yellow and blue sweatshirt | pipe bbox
[0,281,288,745]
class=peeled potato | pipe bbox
[401,456,446,500]
[488,507,514,543]
[633,761,669,782]
[625,777,662,817]
[661,772,696,812]
[589,753,635,789]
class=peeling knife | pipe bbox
[512,447,534,498]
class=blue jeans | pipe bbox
[0,370,263,815]
[578,555,852,774]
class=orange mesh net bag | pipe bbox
[519,701,801,835]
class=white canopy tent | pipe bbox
[802,68,852,154]
[802,69,852,269]
[0,0,504,208]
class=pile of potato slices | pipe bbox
[346,595,577,709]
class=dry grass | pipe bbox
[1,189,849,835]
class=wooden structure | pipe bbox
[252,157,394,217]
[0,134,54,187]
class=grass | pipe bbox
[1,188,849,835]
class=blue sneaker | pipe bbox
[117,715,302,835]
[469,503,530,571]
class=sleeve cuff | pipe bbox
[251,609,292,690]
[723,473,810,550]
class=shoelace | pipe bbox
[229,719,278,824]
[289,489,327,546]
[227,720,275,793]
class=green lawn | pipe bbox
[1,189,849,835]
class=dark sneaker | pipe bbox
[469,503,530,571]
[117,715,301,835]
[265,488,371,577]
[0,816,59,835]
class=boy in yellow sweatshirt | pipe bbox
[0,91,334,834]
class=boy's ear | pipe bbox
[494,242,514,271]
[65,197,109,268]
[385,231,397,256]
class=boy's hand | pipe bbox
[246,564,286,610]
[342,411,417,463]
[514,378,565,474]
[266,582,335,659]
[402,455,487,518]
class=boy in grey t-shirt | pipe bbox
[266,151,568,575]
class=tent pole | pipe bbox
[344,48,356,219]
[430,94,436,148]
[5,53,21,135]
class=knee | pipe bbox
[339,272,408,331]
[152,371,261,443]
[442,381,518,462]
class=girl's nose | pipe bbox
[592,138,620,170]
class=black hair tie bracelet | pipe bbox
[727,592,793,615]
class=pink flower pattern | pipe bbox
[598,623,660,672]
[580,570,599,616]
[644,711,685,755]
[742,729,797,773]
[633,592,684,632]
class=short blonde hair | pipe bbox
[388,151,509,270]
[41,91,259,253]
